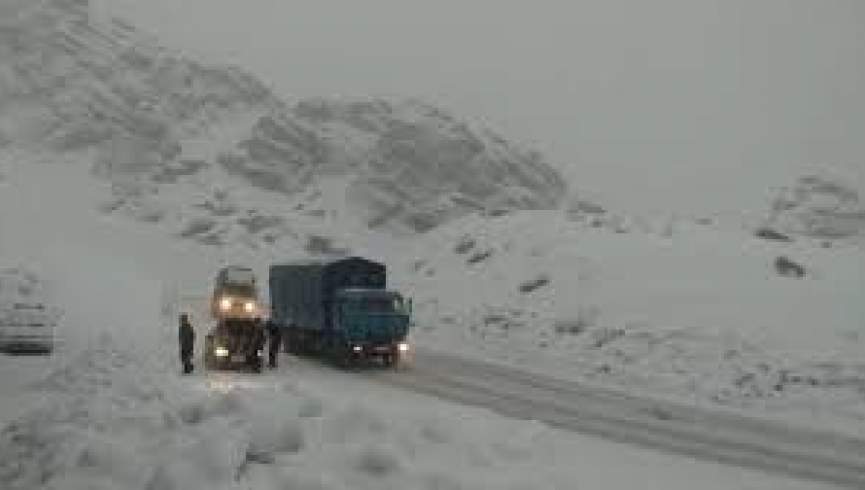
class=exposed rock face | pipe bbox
[226,98,567,231]
[766,175,865,240]
[0,0,276,154]
[774,256,806,279]
[754,227,792,242]
[1,0,568,237]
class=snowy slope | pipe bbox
[395,208,865,429]
[2,0,862,432]
[2,1,864,487]
[0,141,829,490]
[0,0,566,251]
[0,0,275,150]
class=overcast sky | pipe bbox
[103,0,864,215]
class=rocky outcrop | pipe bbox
[223,98,567,231]
[766,175,865,240]
[0,0,277,155]
[1,0,568,238]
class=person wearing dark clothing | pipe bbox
[178,313,195,374]
[246,318,265,372]
[265,319,282,368]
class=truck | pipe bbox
[202,265,265,372]
[269,256,412,368]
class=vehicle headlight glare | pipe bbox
[244,301,255,313]
[397,342,410,352]
[215,347,229,357]
[352,345,363,353]
[219,298,232,311]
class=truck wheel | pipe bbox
[344,354,357,370]
[331,345,353,370]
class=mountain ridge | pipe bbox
[0,0,567,241]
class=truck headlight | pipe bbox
[215,347,229,357]
[397,342,410,352]
[219,298,232,311]
[243,301,255,313]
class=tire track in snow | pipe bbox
[366,350,865,489]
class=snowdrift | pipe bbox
[0,332,829,490]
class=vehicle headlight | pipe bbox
[243,301,255,313]
[256,349,263,357]
[215,347,229,357]
[219,298,232,311]
[352,345,363,353]
[397,342,410,352]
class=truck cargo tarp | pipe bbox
[269,257,386,331]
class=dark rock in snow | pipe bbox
[755,227,792,242]
[454,235,476,254]
[304,235,349,256]
[518,275,550,294]
[554,319,588,335]
[179,218,216,238]
[774,256,806,278]
[592,327,626,348]
[237,213,284,234]
[466,249,493,265]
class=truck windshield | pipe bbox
[346,297,402,313]
[218,284,256,298]
[225,268,255,284]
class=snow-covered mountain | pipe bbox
[0,0,566,249]
[3,0,864,450]
[0,0,276,150]
[233,97,565,232]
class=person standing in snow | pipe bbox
[246,317,265,372]
[265,318,282,369]
[178,313,195,374]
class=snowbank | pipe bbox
[0,332,832,490]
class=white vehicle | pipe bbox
[0,302,56,354]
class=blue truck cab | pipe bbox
[269,257,412,366]
[333,288,411,347]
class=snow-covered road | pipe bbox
[368,350,865,488]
